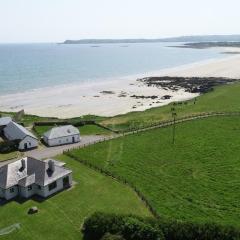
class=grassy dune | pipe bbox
[100,82,240,131]
[68,116,240,226]
[0,156,150,240]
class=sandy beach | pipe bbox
[0,53,240,118]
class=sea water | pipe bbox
[0,42,223,95]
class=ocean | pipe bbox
[0,42,223,95]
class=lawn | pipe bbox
[68,116,240,227]
[34,124,113,137]
[0,156,150,240]
[100,82,240,131]
[0,151,19,162]
[79,124,113,136]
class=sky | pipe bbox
[0,0,240,43]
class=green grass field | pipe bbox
[34,124,112,137]
[100,82,240,131]
[68,116,240,227]
[0,156,150,240]
[0,151,19,162]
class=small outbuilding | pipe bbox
[3,121,38,150]
[43,125,80,147]
[0,117,12,132]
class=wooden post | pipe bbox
[172,112,177,145]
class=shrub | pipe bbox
[82,212,240,240]
[158,219,240,240]
[82,212,164,240]
[121,216,164,240]
[0,141,17,153]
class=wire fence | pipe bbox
[63,111,240,219]
[62,111,240,151]
[64,151,160,219]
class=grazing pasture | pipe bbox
[68,116,240,227]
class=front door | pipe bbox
[24,143,28,150]
[63,176,70,188]
[72,136,75,143]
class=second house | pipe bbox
[43,125,80,147]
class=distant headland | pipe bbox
[174,42,240,49]
[62,35,240,44]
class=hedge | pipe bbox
[82,212,164,240]
[82,212,240,240]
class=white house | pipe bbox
[0,157,72,200]
[43,125,80,147]
[3,121,38,150]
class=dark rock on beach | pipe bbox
[130,95,159,99]
[161,95,172,100]
[100,91,115,94]
[137,76,239,94]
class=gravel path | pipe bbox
[0,135,106,166]
[26,135,105,159]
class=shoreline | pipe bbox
[0,54,240,118]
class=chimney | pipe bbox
[48,160,55,172]
[21,159,26,170]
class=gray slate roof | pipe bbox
[3,121,37,141]
[0,159,28,189]
[18,174,35,187]
[0,157,72,189]
[0,117,12,127]
[43,125,80,140]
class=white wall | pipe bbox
[19,185,37,198]
[40,173,72,198]
[46,134,80,147]
[4,186,19,200]
[0,173,72,200]
[19,136,38,150]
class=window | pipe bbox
[48,181,57,191]
[10,188,14,193]
[28,185,32,191]
[38,185,41,190]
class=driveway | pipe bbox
[0,135,106,167]
[25,135,106,160]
